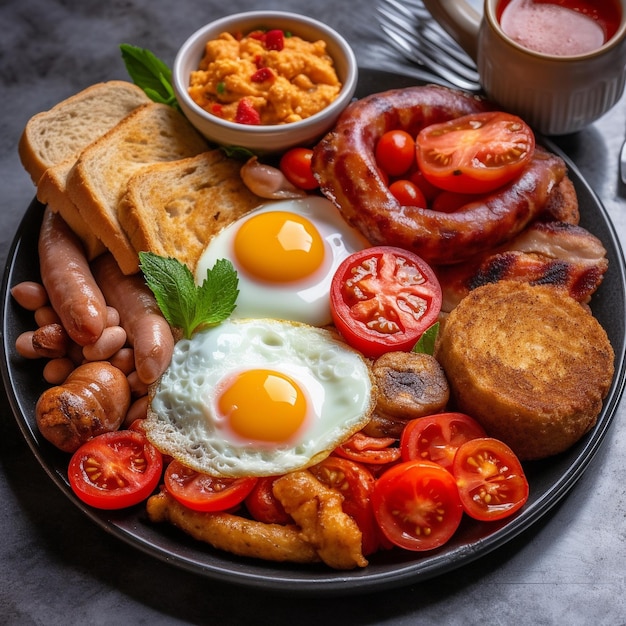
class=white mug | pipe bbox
[422,0,626,135]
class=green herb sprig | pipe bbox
[412,322,440,356]
[139,252,239,339]
[120,43,179,110]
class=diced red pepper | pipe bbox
[235,98,261,125]
[264,29,285,51]
[251,67,275,83]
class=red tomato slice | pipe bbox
[452,438,529,521]
[245,475,292,525]
[309,456,379,555]
[164,460,258,513]
[400,412,487,471]
[68,430,163,510]
[373,460,463,551]
[415,111,535,194]
[279,147,318,190]
[330,246,442,358]
[375,129,416,177]
[333,432,401,465]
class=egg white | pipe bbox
[194,197,370,327]
[145,318,375,477]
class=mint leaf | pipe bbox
[120,44,180,110]
[412,322,440,355]
[139,252,238,339]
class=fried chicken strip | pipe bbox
[146,490,319,563]
[273,471,368,570]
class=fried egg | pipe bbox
[194,197,370,327]
[145,318,375,477]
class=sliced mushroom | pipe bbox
[363,351,450,438]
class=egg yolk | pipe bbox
[233,211,324,282]
[218,369,308,443]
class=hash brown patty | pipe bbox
[436,281,614,460]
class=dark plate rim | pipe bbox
[2,67,625,596]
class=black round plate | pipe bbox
[2,69,625,595]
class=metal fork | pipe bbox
[377,0,482,92]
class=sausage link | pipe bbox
[35,361,131,452]
[92,253,174,385]
[38,207,107,346]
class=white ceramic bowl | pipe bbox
[173,11,358,154]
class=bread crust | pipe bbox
[119,150,263,273]
[66,103,209,274]
[436,281,614,460]
[21,80,151,259]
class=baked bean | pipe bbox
[34,305,61,327]
[15,331,39,359]
[127,370,149,397]
[109,347,135,375]
[11,281,48,311]
[43,358,76,385]
[123,395,149,428]
[82,325,127,361]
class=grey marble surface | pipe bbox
[1,0,626,624]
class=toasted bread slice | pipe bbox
[19,80,151,184]
[436,281,614,460]
[119,150,263,273]
[20,81,151,258]
[66,102,209,274]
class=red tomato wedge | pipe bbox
[400,412,487,471]
[164,460,257,513]
[373,460,463,551]
[415,111,535,194]
[330,246,442,358]
[452,438,529,521]
[334,432,401,465]
[310,456,379,555]
[245,475,292,525]
[68,430,163,510]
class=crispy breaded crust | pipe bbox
[146,490,319,564]
[436,281,614,460]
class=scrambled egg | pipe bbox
[188,30,342,125]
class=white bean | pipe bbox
[82,325,127,361]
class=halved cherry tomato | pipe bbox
[68,430,163,510]
[452,438,529,522]
[309,456,379,555]
[372,460,463,551]
[388,179,427,208]
[400,412,487,471]
[164,460,257,513]
[245,476,292,525]
[375,129,416,177]
[279,147,318,190]
[330,246,442,358]
[415,111,535,194]
[333,432,401,465]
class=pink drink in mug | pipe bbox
[421,0,626,134]
[497,0,622,56]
